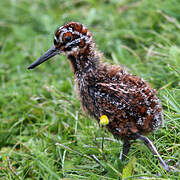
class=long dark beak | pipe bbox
[28,46,58,69]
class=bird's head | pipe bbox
[28,22,93,69]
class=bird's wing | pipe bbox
[90,82,132,111]
[91,81,151,118]
[97,82,135,95]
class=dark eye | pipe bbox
[65,36,72,42]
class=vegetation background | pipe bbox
[0,0,179,179]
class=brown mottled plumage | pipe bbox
[28,22,169,171]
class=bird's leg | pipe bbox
[120,139,131,161]
[101,127,106,160]
[137,134,169,171]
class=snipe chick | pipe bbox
[28,22,169,171]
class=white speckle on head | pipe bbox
[68,27,73,32]
[54,35,59,43]
[59,31,65,43]
[66,46,80,55]
[65,38,81,49]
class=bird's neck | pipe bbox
[67,44,100,75]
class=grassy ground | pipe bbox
[0,0,180,179]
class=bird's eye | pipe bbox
[65,36,72,42]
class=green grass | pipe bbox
[0,0,179,179]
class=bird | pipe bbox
[28,22,169,171]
